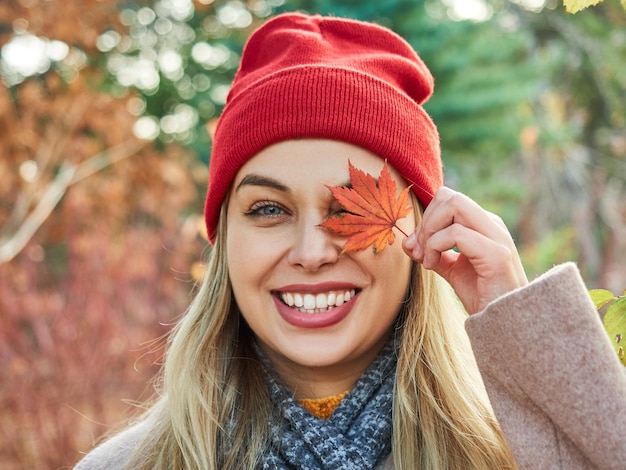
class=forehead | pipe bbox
[232,139,391,188]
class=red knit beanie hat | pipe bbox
[204,12,443,243]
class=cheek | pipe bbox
[225,219,283,296]
[385,249,412,297]
[358,242,412,303]
[226,220,250,295]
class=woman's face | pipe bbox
[226,139,414,395]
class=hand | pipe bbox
[402,187,528,314]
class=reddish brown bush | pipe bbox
[0,117,207,468]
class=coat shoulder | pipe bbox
[73,417,154,470]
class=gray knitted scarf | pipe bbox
[257,342,397,470]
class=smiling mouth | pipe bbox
[278,289,358,314]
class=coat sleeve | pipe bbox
[465,262,626,470]
[73,416,154,470]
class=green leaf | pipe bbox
[563,0,604,14]
[589,289,616,310]
[603,297,626,367]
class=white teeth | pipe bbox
[315,293,328,309]
[303,294,316,310]
[279,289,356,314]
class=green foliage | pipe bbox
[418,20,539,165]
[280,0,417,21]
[590,289,626,366]
[520,225,577,278]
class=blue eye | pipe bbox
[258,205,283,216]
[246,201,286,218]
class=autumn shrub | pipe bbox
[0,147,206,469]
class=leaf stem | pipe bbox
[394,224,409,238]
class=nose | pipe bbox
[287,218,341,271]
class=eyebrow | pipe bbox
[235,174,291,193]
[235,174,353,192]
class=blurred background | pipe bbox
[0,0,624,467]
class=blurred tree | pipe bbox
[0,1,206,468]
[489,0,626,288]
[95,0,274,162]
[390,2,542,232]
[0,0,147,263]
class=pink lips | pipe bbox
[272,282,359,329]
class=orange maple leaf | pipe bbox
[320,160,412,254]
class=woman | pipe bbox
[75,12,626,469]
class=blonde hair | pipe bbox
[129,197,516,469]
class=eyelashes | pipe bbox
[243,200,349,220]
[244,200,288,218]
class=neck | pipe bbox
[282,363,362,399]
[256,337,389,399]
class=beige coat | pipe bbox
[466,262,626,469]
[75,263,626,469]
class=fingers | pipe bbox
[419,188,513,256]
[420,222,501,270]
[403,188,513,263]
[402,187,528,313]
